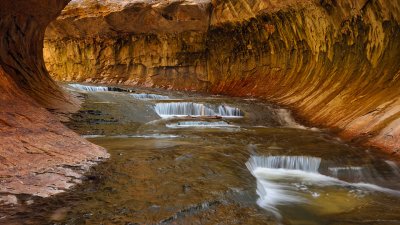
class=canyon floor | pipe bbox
[1,1,400,224]
[1,83,400,225]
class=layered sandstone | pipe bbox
[44,0,400,156]
[207,0,400,155]
[45,0,211,90]
[0,0,108,202]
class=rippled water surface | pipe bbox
[2,84,400,225]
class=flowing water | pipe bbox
[1,83,400,225]
[131,93,170,100]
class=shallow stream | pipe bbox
[2,83,400,225]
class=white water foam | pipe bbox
[246,155,400,218]
[329,167,364,178]
[154,102,243,118]
[247,156,322,172]
[131,93,170,100]
[218,105,243,117]
[69,84,109,92]
[166,121,237,129]
[155,102,215,118]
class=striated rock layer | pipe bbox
[44,0,400,156]
[0,0,108,202]
[207,0,400,155]
[45,0,211,90]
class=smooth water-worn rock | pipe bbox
[3,86,399,224]
[0,0,109,199]
[44,0,400,156]
[207,0,400,156]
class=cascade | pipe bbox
[217,105,243,117]
[328,167,364,179]
[154,102,244,118]
[131,93,170,100]
[154,102,216,118]
[246,155,400,219]
[246,155,322,173]
[69,84,110,92]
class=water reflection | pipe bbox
[1,84,400,225]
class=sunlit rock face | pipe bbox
[0,0,108,198]
[207,0,400,155]
[44,0,212,90]
[44,0,400,156]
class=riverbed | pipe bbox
[2,83,400,225]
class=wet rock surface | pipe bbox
[2,0,399,222]
[0,68,108,202]
[2,85,399,224]
[0,0,109,200]
[44,0,400,156]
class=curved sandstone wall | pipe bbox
[45,0,211,90]
[44,0,400,156]
[207,0,400,155]
[0,0,108,200]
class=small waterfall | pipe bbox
[154,102,244,118]
[246,155,400,219]
[218,105,243,117]
[246,155,323,218]
[69,84,110,92]
[329,167,364,178]
[131,93,169,100]
[154,102,216,118]
[246,155,321,173]
[166,121,234,128]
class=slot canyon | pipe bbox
[1,0,400,224]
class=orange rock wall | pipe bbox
[44,0,212,90]
[207,0,400,155]
[44,0,400,156]
[0,0,69,108]
[0,0,108,197]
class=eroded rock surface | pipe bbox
[0,0,109,201]
[44,0,400,156]
[207,0,400,155]
[45,0,211,90]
